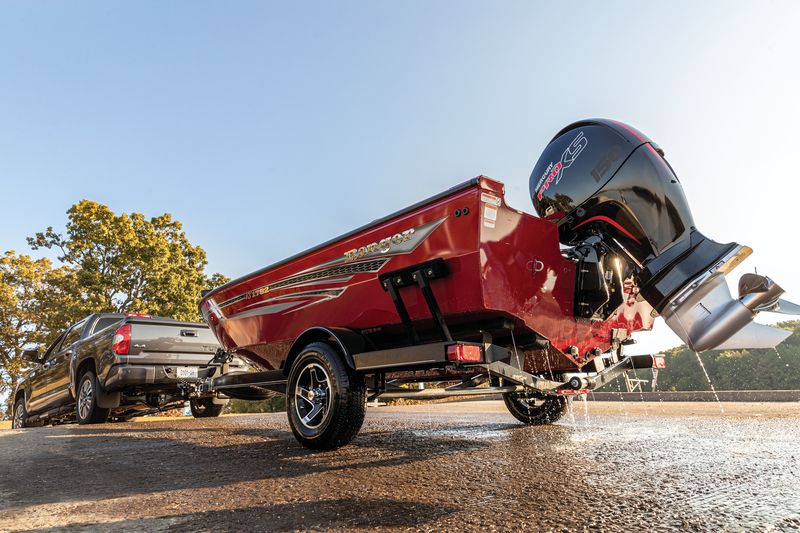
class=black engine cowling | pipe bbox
[529,119,796,351]
[530,119,736,316]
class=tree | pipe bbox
[0,252,69,418]
[227,396,287,414]
[655,320,800,392]
[28,200,228,323]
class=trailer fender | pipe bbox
[284,327,374,376]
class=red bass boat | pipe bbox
[199,119,799,449]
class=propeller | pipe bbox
[662,270,798,352]
[773,299,800,315]
[738,273,800,315]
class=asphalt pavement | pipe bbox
[1,400,799,532]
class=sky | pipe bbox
[2,1,799,356]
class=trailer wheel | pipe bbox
[287,342,366,450]
[503,391,571,425]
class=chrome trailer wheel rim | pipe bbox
[13,403,25,428]
[293,363,331,430]
[78,378,93,420]
[512,394,545,412]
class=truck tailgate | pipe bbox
[126,320,220,364]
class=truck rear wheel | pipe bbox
[190,398,225,418]
[287,342,366,450]
[76,371,111,425]
[12,399,27,429]
[503,391,571,425]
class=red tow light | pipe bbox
[446,344,483,363]
[113,325,131,355]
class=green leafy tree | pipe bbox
[0,252,70,418]
[28,200,228,323]
[655,320,800,391]
[227,396,287,414]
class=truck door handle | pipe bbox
[180,330,198,337]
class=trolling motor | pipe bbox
[530,119,799,351]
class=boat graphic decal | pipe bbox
[217,288,348,323]
[216,258,390,311]
[212,216,448,318]
[295,217,447,274]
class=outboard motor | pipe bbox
[530,119,799,351]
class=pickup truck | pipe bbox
[11,312,245,428]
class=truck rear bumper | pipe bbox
[104,364,222,391]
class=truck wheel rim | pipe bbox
[78,379,93,419]
[13,404,24,428]
[293,363,331,430]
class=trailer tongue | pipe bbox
[198,119,799,450]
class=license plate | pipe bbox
[176,367,198,379]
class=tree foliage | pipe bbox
[0,251,70,416]
[1,200,228,419]
[655,320,800,391]
[227,396,287,414]
[28,200,227,324]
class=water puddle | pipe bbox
[409,425,511,444]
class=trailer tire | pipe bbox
[503,392,571,425]
[190,398,225,418]
[287,342,366,450]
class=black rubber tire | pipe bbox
[12,399,27,429]
[503,392,572,425]
[190,398,225,418]
[286,342,366,450]
[109,415,139,423]
[76,371,111,425]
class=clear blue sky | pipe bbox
[2,1,799,355]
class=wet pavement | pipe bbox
[0,401,798,532]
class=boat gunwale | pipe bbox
[202,177,486,300]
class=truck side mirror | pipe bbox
[22,349,40,363]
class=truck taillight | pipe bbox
[446,344,483,363]
[113,325,131,355]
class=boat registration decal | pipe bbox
[480,192,501,206]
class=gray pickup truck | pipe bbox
[11,313,245,428]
